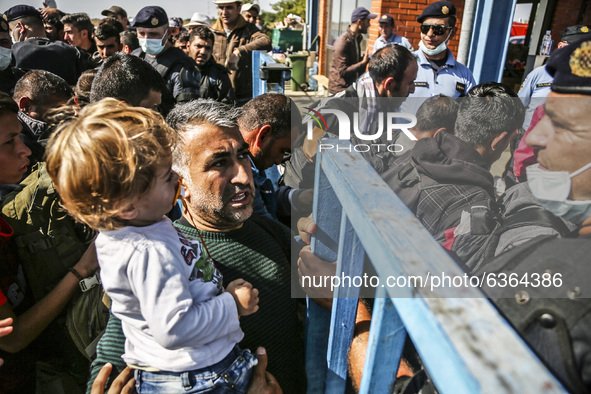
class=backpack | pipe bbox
[383,157,572,270]
[1,163,109,360]
[476,234,591,393]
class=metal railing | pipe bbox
[305,138,566,393]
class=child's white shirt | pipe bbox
[96,216,243,372]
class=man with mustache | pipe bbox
[184,26,235,104]
[86,100,305,394]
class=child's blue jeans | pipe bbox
[134,346,257,393]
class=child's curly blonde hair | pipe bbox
[46,98,177,230]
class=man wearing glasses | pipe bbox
[211,0,271,105]
[409,1,475,99]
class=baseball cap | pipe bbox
[378,14,394,25]
[242,3,260,13]
[351,7,377,23]
[101,5,127,18]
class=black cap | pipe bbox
[547,36,591,95]
[351,7,377,23]
[561,25,591,44]
[132,6,168,28]
[101,6,128,18]
[378,14,394,25]
[4,5,42,22]
[417,1,456,23]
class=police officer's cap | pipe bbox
[561,25,591,44]
[132,6,168,28]
[417,1,456,23]
[379,14,394,25]
[4,5,42,22]
[547,35,591,95]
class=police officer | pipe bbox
[372,14,413,55]
[5,4,91,85]
[518,25,591,130]
[131,6,199,112]
[408,1,475,101]
[0,18,24,95]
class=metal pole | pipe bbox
[458,0,477,64]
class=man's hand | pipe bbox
[226,279,259,316]
[226,48,240,70]
[298,246,336,309]
[297,215,316,245]
[91,364,136,394]
[247,347,283,394]
[40,6,60,19]
[361,48,370,65]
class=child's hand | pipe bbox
[226,279,259,317]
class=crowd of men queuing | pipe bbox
[0,0,591,393]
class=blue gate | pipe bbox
[304,138,566,393]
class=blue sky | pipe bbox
[4,0,274,20]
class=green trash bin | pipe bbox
[288,54,308,91]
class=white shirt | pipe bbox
[96,217,243,372]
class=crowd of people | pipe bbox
[0,0,590,393]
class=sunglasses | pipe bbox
[420,24,452,35]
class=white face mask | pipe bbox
[527,162,591,225]
[138,29,168,56]
[0,46,11,71]
[419,31,451,56]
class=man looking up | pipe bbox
[328,6,377,94]
[185,26,235,104]
[210,0,271,105]
[372,13,413,54]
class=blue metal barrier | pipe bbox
[306,138,567,393]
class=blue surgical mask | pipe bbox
[138,29,168,56]
[527,162,591,225]
[419,32,451,56]
[0,46,11,71]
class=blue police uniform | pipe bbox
[518,65,553,130]
[401,48,475,115]
[372,34,413,54]
[410,48,475,98]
